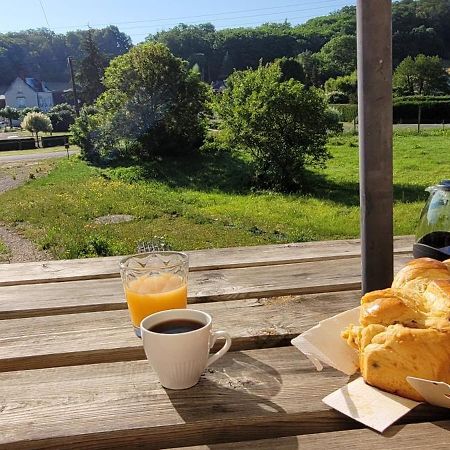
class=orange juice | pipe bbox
[125,273,187,326]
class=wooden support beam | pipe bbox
[357,0,394,293]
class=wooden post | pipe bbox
[357,0,393,293]
[68,56,80,116]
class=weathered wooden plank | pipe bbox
[0,236,414,286]
[0,254,412,320]
[0,291,361,371]
[179,421,450,450]
[0,347,446,450]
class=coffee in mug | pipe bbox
[140,309,232,389]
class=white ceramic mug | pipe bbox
[140,309,232,389]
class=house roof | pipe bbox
[23,78,52,93]
[45,81,71,92]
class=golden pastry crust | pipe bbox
[341,257,450,401]
[359,324,450,401]
[360,288,427,328]
[391,258,450,293]
[423,280,450,329]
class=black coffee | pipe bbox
[149,319,204,334]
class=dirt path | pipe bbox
[0,160,55,263]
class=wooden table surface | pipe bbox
[1,236,449,449]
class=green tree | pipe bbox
[77,29,107,104]
[21,112,52,146]
[0,106,20,128]
[393,54,449,95]
[325,72,357,102]
[297,51,323,86]
[19,106,41,119]
[48,103,76,132]
[317,34,357,78]
[73,42,210,162]
[212,62,333,191]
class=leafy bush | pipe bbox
[324,72,357,102]
[70,105,100,161]
[212,62,333,192]
[19,106,41,119]
[0,106,20,127]
[21,112,52,146]
[333,104,358,122]
[325,107,344,133]
[72,42,211,163]
[48,103,76,132]
[327,91,349,104]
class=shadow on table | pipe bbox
[165,351,299,449]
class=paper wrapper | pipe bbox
[291,307,450,432]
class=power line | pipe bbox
[131,7,356,38]
[118,3,354,32]
[38,0,51,28]
[51,0,352,31]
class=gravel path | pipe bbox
[0,159,55,263]
[0,224,51,263]
[0,150,77,164]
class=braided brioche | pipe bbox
[342,258,450,401]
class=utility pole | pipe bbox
[67,56,79,116]
[357,0,393,293]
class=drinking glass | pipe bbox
[120,251,189,337]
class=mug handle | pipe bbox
[207,330,232,367]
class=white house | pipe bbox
[3,77,54,112]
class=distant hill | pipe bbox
[0,26,132,88]
[1,0,449,88]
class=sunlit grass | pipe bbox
[0,130,447,258]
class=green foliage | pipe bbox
[0,106,20,127]
[393,96,450,123]
[74,42,210,162]
[324,72,357,102]
[334,97,450,123]
[316,34,357,78]
[0,26,132,87]
[76,29,107,104]
[327,91,349,104]
[212,62,333,191]
[277,57,306,82]
[333,104,358,122]
[393,54,450,95]
[18,106,41,119]
[70,105,99,161]
[21,112,52,139]
[48,103,76,132]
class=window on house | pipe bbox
[16,96,26,108]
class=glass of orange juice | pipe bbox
[120,251,189,337]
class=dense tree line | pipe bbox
[1,0,448,89]
[149,0,450,82]
[0,26,132,87]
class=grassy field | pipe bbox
[0,129,447,259]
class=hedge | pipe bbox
[333,97,450,123]
[333,104,358,122]
[41,135,69,148]
[0,138,36,151]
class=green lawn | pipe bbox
[0,130,447,259]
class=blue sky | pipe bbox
[1,0,355,43]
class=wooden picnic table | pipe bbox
[1,236,449,449]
